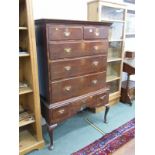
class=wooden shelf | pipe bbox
[19,26,28,30]
[19,119,35,128]
[19,0,44,154]
[107,58,122,62]
[101,19,125,23]
[19,130,37,153]
[109,39,123,42]
[19,112,35,127]
[19,52,30,57]
[106,75,120,82]
[19,87,33,95]
[109,91,120,98]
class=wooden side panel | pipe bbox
[87,2,99,21]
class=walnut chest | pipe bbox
[35,19,111,149]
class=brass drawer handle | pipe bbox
[89,28,93,32]
[58,109,65,114]
[64,86,71,91]
[92,61,99,66]
[64,66,71,71]
[64,31,71,37]
[95,32,99,36]
[92,80,98,84]
[100,95,106,100]
[64,48,71,53]
[94,46,99,50]
[96,102,101,105]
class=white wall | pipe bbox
[33,0,135,52]
[33,0,89,20]
[33,0,135,20]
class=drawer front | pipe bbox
[47,25,83,41]
[71,96,93,114]
[90,92,109,108]
[48,41,108,60]
[50,104,70,124]
[50,56,107,81]
[71,100,87,114]
[84,26,109,40]
[50,72,106,103]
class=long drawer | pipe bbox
[48,41,108,60]
[45,90,109,124]
[47,25,83,41]
[50,72,106,103]
[50,55,107,81]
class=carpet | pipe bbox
[72,118,135,155]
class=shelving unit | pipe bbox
[19,0,44,154]
[19,27,28,30]
[88,0,127,106]
[19,87,33,95]
[19,52,30,57]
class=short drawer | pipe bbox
[47,25,83,41]
[89,92,109,108]
[50,104,70,124]
[50,55,107,81]
[50,72,106,103]
[48,41,108,60]
[84,26,109,40]
[96,92,109,107]
[71,97,92,114]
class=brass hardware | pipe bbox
[58,109,65,114]
[64,48,71,53]
[94,46,99,50]
[89,28,93,32]
[64,86,71,91]
[95,29,100,36]
[92,61,99,66]
[64,66,71,71]
[92,80,98,84]
[100,95,106,100]
[64,31,70,37]
[95,32,99,36]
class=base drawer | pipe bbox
[89,92,109,108]
[49,104,70,124]
[41,89,109,125]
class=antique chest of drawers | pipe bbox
[35,19,111,149]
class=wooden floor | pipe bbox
[113,139,135,155]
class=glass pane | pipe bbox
[108,41,122,59]
[101,6,125,21]
[126,10,135,36]
[107,61,121,77]
[109,22,124,40]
